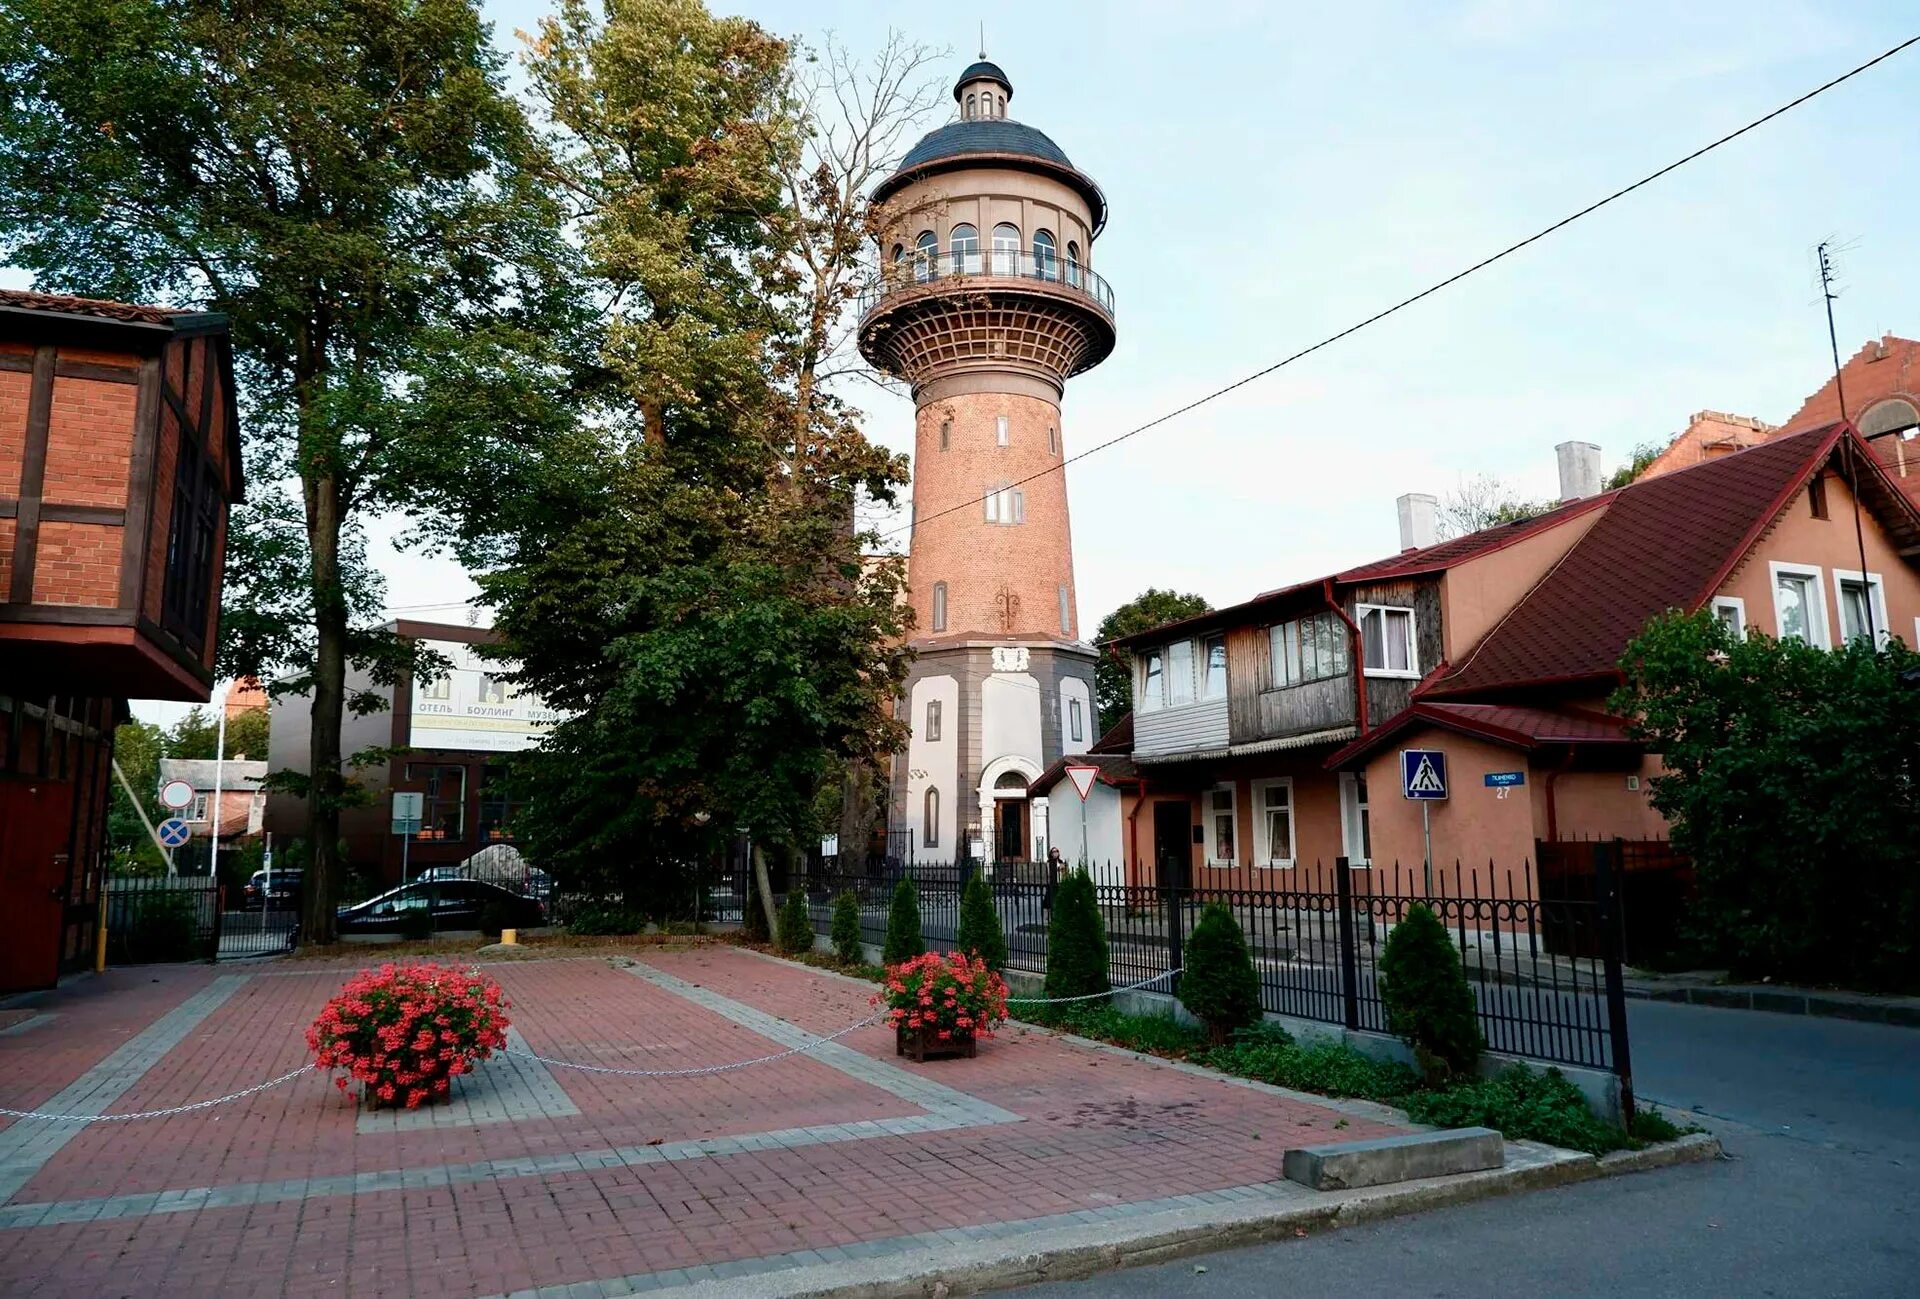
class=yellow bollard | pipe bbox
[95,887,108,973]
[499,928,518,946]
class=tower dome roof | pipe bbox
[897,118,1073,172]
[953,59,1011,100]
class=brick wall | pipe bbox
[0,365,28,495]
[44,375,136,506]
[30,521,121,605]
[906,391,1079,641]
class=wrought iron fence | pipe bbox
[791,853,1633,1084]
[105,875,219,964]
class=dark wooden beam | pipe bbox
[135,613,217,686]
[9,346,55,603]
[0,604,135,626]
[0,353,30,375]
[196,336,216,445]
[120,357,162,610]
[54,360,139,386]
[42,504,127,526]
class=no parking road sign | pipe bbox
[157,817,191,849]
[1400,749,1448,801]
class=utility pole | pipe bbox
[1818,239,1877,647]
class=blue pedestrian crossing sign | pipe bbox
[1400,749,1449,801]
[157,817,192,848]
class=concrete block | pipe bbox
[1283,1127,1504,1191]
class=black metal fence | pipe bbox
[789,853,1634,1088]
[104,874,298,963]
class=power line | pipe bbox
[884,34,1919,543]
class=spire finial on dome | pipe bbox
[979,22,985,60]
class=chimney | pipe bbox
[1556,441,1602,502]
[1397,492,1439,552]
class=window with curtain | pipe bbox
[1167,640,1196,706]
[1358,605,1416,676]
[1269,612,1350,686]
[1205,785,1236,864]
[1772,566,1822,644]
[1340,772,1371,866]
[984,483,1024,524]
[1203,636,1228,699]
[1255,780,1293,866]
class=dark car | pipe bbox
[415,862,555,904]
[243,868,304,909]
[335,879,545,936]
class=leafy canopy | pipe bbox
[1612,610,1920,989]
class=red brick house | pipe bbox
[1778,334,1920,502]
[1048,422,1920,898]
[0,290,242,992]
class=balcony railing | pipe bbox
[858,247,1116,321]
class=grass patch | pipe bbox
[1014,1002,1209,1056]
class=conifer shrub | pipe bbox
[1378,903,1482,1081]
[883,877,925,965]
[954,869,1009,972]
[1179,902,1263,1043]
[830,890,864,965]
[775,889,814,956]
[1044,869,1110,1001]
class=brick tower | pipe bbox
[860,57,1115,865]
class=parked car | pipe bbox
[415,862,554,903]
[243,868,304,909]
[335,879,546,936]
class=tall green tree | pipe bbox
[106,719,167,874]
[1613,610,1920,989]
[1093,589,1212,733]
[163,706,270,762]
[0,0,573,940]
[471,2,931,922]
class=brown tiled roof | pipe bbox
[1088,711,1132,753]
[0,288,189,325]
[1031,750,1141,796]
[1326,702,1632,768]
[1432,424,1852,696]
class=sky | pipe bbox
[15,1,1912,722]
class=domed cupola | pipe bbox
[955,60,1012,120]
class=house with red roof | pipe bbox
[1043,423,1920,895]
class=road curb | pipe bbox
[620,1133,1722,1297]
[1626,984,1920,1028]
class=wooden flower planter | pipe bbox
[896,1025,976,1062]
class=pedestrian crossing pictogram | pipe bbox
[1399,749,1449,800]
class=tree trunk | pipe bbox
[302,471,347,944]
[838,758,875,871]
[750,842,780,936]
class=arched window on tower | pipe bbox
[1032,230,1056,281]
[1861,398,1919,439]
[950,223,979,274]
[932,581,947,632]
[1066,241,1082,289]
[965,92,976,120]
[915,230,937,282]
[991,223,1020,275]
[939,417,951,450]
[923,787,940,848]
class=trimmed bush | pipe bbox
[1044,869,1110,1001]
[954,869,1009,972]
[1378,903,1482,1081]
[775,889,814,956]
[1401,1065,1624,1155]
[883,877,925,965]
[565,903,645,936]
[830,890,864,964]
[1179,902,1262,1043]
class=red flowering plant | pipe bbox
[872,950,1010,1043]
[306,962,511,1109]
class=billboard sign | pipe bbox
[409,639,560,753]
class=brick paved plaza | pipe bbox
[0,946,1419,1297]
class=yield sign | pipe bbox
[1065,765,1099,801]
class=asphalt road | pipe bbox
[1018,999,1920,1297]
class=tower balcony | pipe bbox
[856,249,1117,392]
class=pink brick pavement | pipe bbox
[0,947,1408,1297]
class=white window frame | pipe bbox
[1068,697,1084,744]
[1251,777,1295,869]
[983,483,1024,525]
[188,792,210,824]
[1339,771,1371,867]
[996,414,1009,446]
[1201,635,1228,699]
[931,581,947,632]
[1138,649,1165,713]
[925,698,941,742]
[1203,783,1237,866]
[1709,595,1746,641]
[1166,639,1196,706]
[1831,568,1889,648]
[1768,561,1830,648]
[1356,604,1420,679]
[1058,584,1070,636]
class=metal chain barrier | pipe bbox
[1006,968,1183,1003]
[0,1063,318,1125]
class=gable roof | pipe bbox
[1030,750,1141,797]
[1107,495,1607,651]
[1326,701,1632,768]
[1431,422,1920,697]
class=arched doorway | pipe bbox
[993,770,1029,863]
